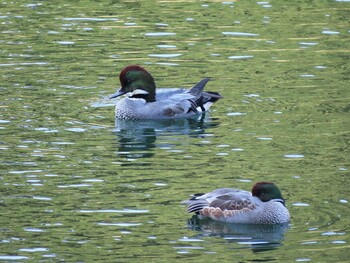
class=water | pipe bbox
[1,0,349,262]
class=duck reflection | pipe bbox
[113,114,219,159]
[186,215,290,252]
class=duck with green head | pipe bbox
[182,182,290,224]
[109,65,223,120]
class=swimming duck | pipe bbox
[109,65,222,120]
[182,182,290,224]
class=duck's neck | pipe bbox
[131,93,156,102]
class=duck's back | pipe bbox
[155,88,187,100]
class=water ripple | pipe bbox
[57,184,92,188]
[322,30,340,35]
[148,53,182,58]
[0,62,49,67]
[228,55,254,60]
[292,202,310,207]
[227,112,246,116]
[178,237,204,242]
[284,154,304,158]
[157,44,177,49]
[19,247,49,252]
[0,119,11,123]
[55,41,75,45]
[0,256,29,260]
[77,209,149,214]
[97,222,142,227]
[62,17,118,22]
[222,32,259,36]
[145,32,176,37]
[24,228,45,232]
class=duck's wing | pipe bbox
[156,93,197,117]
[153,88,193,117]
[159,79,222,117]
[155,79,222,118]
[184,188,255,213]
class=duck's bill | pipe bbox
[109,89,126,99]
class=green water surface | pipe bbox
[1,0,349,262]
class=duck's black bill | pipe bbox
[109,89,126,99]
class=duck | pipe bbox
[109,65,223,120]
[182,182,290,224]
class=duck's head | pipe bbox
[252,182,285,205]
[109,65,156,102]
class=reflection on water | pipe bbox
[114,113,219,159]
[186,215,290,252]
[1,0,349,261]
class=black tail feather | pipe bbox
[186,78,223,114]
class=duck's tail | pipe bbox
[181,194,209,214]
[187,78,223,113]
